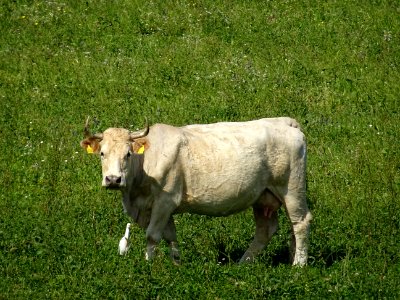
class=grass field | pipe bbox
[1,0,399,298]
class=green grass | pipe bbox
[1,0,399,298]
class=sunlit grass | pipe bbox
[1,0,399,298]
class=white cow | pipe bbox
[80,117,312,265]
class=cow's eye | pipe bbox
[100,152,104,157]
[127,151,132,158]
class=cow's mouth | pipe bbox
[105,185,121,190]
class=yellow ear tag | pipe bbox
[137,145,145,154]
[86,145,94,154]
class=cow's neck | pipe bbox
[120,155,152,225]
[122,154,146,197]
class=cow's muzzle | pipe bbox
[105,175,123,189]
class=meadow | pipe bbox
[1,0,399,298]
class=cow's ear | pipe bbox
[80,138,100,154]
[132,138,149,154]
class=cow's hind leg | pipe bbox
[283,136,312,266]
[284,190,312,266]
[239,190,280,263]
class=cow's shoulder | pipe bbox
[143,124,187,183]
[146,123,186,149]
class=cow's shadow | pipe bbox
[216,243,291,266]
[216,243,244,265]
[216,243,348,267]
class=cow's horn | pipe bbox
[84,116,103,140]
[84,116,91,138]
[130,117,149,140]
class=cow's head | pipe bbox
[80,117,149,189]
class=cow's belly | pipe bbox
[178,172,268,216]
[180,192,262,216]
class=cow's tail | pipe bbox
[286,118,301,129]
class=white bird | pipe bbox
[118,223,131,255]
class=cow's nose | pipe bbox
[105,175,122,187]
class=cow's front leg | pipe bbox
[145,200,177,262]
[163,217,181,265]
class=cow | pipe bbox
[80,117,312,266]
